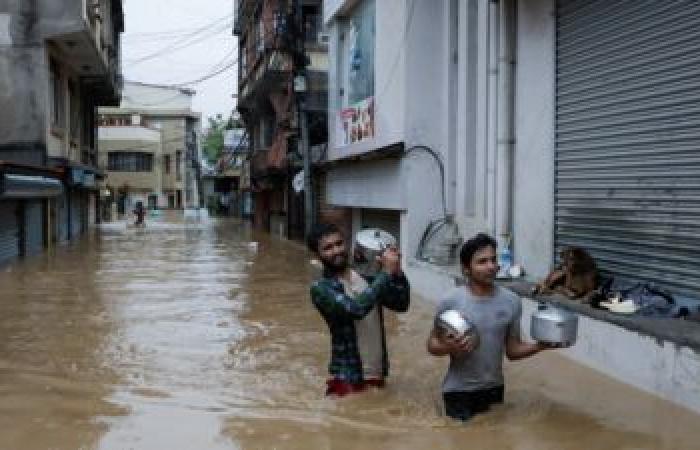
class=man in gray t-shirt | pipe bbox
[427,233,557,421]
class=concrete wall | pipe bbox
[325,0,406,160]
[121,83,194,111]
[323,0,451,260]
[157,116,186,191]
[98,129,163,193]
[513,0,555,278]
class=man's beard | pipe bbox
[321,252,349,273]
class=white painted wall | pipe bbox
[98,125,161,141]
[513,0,556,278]
[325,0,406,160]
[121,82,194,111]
[324,0,451,261]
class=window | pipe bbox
[337,0,375,146]
[240,38,248,80]
[175,150,182,180]
[164,154,171,174]
[107,152,154,172]
[50,61,65,130]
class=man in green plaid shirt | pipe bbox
[307,223,410,397]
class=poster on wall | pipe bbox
[336,0,375,148]
[338,97,374,146]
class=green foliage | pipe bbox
[203,114,228,163]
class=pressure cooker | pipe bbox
[530,303,578,347]
[353,228,397,276]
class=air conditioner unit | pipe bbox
[317,32,330,45]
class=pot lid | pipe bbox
[355,228,397,251]
[534,304,577,322]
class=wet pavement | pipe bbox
[0,215,698,450]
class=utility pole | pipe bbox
[293,0,314,239]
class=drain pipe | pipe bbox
[495,0,515,253]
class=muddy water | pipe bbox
[0,216,698,450]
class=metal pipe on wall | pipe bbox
[495,0,516,249]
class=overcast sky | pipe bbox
[121,0,238,122]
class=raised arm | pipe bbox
[311,272,391,320]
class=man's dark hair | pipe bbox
[307,223,343,254]
[460,233,498,267]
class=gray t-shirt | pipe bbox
[435,286,522,393]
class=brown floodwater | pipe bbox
[0,215,698,450]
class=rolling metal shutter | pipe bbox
[70,191,82,238]
[0,201,19,264]
[57,193,69,242]
[23,200,44,256]
[555,0,700,299]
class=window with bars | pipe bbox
[107,152,153,172]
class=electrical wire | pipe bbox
[125,14,234,66]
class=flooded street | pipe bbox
[0,216,698,450]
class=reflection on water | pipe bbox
[0,215,697,450]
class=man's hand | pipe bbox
[378,246,401,276]
[443,333,478,356]
[427,328,478,357]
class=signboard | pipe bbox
[338,96,375,146]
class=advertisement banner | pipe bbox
[337,96,375,146]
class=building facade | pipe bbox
[0,0,123,264]
[98,82,202,216]
[235,0,328,240]
[323,0,700,412]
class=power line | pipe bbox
[125,14,233,66]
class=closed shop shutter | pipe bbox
[0,201,19,264]
[555,0,700,298]
[23,200,44,256]
[57,193,69,242]
[361,209,401,245]
[70,191,82,238]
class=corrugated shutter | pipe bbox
[0,201,19,264]
[361,209,401,245]
[57,193,69,242]
[555,0,700,299]
[24,200,44,256]
[70,191,82,238]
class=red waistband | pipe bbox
[325,378,386,397]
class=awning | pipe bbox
[0,173,64,199]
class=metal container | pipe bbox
[353,228,398,276]
[530,303,578,347]
[435,309,479,347]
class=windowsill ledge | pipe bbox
[408,258,700,352]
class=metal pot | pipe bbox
[435,309,479,347]
[530,303,578,347]
[353,228,397,276]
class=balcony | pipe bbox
[47,0,124,105]
[238,47,295,110]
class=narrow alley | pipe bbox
[0,217,698,450]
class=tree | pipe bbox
[202,114,229,163]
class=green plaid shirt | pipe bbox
[310,271,410,384]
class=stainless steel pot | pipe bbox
[435,309,479,347]
[530,303,578,347]
[353,228,397,276]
